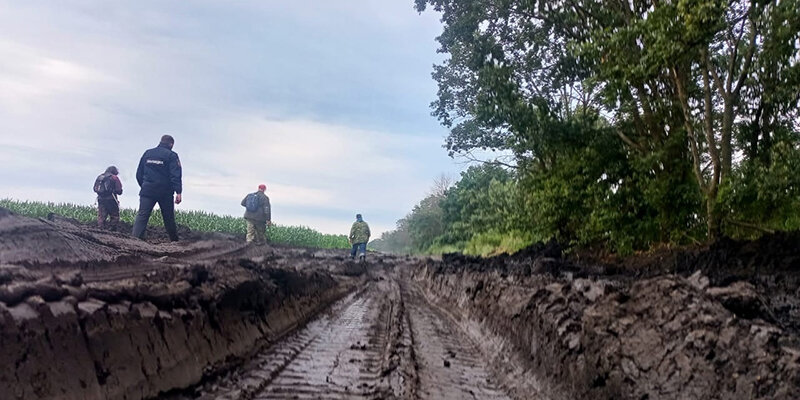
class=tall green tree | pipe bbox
[416,0,800,240]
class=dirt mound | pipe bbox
[443,234,800,336]
[569,231,800,279]
[578,232,800,335]
[0,210,365,400]
[441,239,590,278]
[45,211,234,244]
[694,232,800,278]
[0,208,257,278]
[412,234,800,400]
[0,207,122,265]
[0,257,350,400]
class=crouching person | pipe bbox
[241,184,271,245]
[94,166,123,229]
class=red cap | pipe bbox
[258,184,266,191]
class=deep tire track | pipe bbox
[173,276,516,400]
[403,283,512,400]
[187,282,398,400]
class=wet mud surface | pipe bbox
[403,283,512,400]
[2,207,800,399]
[171,277,521,400]
[177,283,397,399]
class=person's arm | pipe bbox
[169,152,183,195]
[263,196,271,223]
[349,224,356,242]
[113,175,123,195]
[365,224,370,240]
[136,155,145,187]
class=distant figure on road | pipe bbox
[132,135,182,242]
[349,214,370,261]
[241,184,272,245]
[93,165,123,230]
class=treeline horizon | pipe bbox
[371,0,800,256]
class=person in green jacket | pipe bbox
[349,214,370,261]
[241,184,271,245]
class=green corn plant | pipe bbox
[0,199,349,249]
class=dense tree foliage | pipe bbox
[374,0,799,255]
[370,165,531,255]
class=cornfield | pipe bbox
[0,199,350,249]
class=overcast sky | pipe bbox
[0,1,463,236]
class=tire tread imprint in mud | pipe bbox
[188,281,403,399]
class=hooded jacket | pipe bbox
[136,143,182,198]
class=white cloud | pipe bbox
[199,116,426,178]
[0,1,459,238]
[188,175,335,208]
[0,40,117,114]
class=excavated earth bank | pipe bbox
[4,205,800,400]
[411,238,800,400]
[0,208,359,400]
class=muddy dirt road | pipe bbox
[175,277,518,400]
[0,209,523,400]
[2,208,799,400]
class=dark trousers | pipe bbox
[350,242,366,259]
[132,195,178,241]
[97,198,120,229]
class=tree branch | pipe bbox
[701,48,722,192]
[672,66,709,194]
[725,12,747,92]
[615,129,646,152]
[457,151,519,169]
[634,83,662,142]
[732,16,758,97]
[725,219,776,234]
[708,56,728,100]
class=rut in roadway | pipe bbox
[179,276,514,400]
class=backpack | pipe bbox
[93,173,115,196]
[245,192,262,212]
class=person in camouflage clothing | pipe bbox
[349,214,370,261]
[94,166,123,230]
[241,184,271,245]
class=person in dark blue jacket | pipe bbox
[132,135,183,241]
